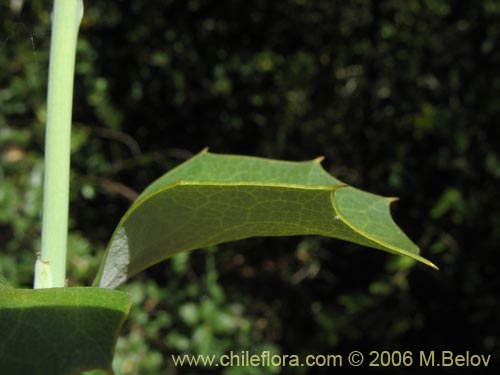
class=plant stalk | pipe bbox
[34,0,84,289]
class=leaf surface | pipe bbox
[0,286,131,375]
[95,150,436,288]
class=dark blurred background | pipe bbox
[1,0,499,373]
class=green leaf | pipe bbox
[0,287,131,375]
[95,150,437,289]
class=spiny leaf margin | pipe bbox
[95,150,437,289]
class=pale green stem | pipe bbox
[34,0,84,289]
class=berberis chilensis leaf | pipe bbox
[0,286,131,375]
[95,150,437,289]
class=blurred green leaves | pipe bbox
[114,249,282,375]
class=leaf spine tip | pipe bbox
[313,155,325,163]
[386,196,400,203]
[201,146,210,153]
[429,261,440,271]
[419,257,440,271]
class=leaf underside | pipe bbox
[0,287,131,375]
[95,150,436,289]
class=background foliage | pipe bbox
[1,0,499,373]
